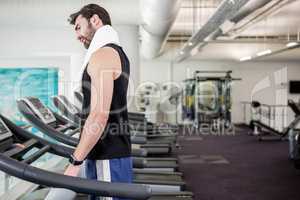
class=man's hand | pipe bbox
[13,143,26,148]
[64,164,81,177]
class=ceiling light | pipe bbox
[256,49,272,57]
[286,42,299,48]
[239,56,252,62]
[188,42,193,46]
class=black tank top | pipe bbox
[81,43,131,160]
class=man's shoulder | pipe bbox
[92,46,119,61]
[88,46,121,71]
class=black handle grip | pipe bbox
[0,155,152,200]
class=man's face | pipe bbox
[74,15,96,49]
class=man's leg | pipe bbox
[93,157,133,200]
[85,159,98,200]
[108,157,133,200]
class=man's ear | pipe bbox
[90,14,103,26]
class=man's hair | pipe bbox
[68,4,111,25]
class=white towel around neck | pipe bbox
[74,25,120,91]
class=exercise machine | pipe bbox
[0,114,193,199]
[180,70,240,129]
[250,100,300,141]
[17,97,189,192]
[0,114,150,200]
[52,95,177,152]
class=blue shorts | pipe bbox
[85,157,133,200]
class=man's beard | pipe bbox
[84,23,96,49]
[84,41,90,49]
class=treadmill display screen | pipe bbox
[29,97,54,122]
[21,97,56,124]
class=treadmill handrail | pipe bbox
[0,114,74,158]
[15,105,151,164]
[0,114,153,174]
[74,91,83,104]
[52,110,80,128]
[17,101,79,147]
[0,155,152,200]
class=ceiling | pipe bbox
[167,0,300,61]
[237,0,300,37]
[170,0,300,37]
[171,0,222,35]
[0,0,140,28]
[0,0,299,62]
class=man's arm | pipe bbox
[72,47,121,162]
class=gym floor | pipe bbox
[175,125,300,200]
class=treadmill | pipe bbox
[52,96,181,169]
[19,97,177,169]
[52,95,177,147]
[74,91,84,106]
[128,112,178,130]
[17,97,187,192]
[0,114,193,200]
[51,95,172,155]
[74,91,177,134]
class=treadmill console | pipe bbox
[57,95,79,115]
[21,97,56,124]
[0,117,13,141]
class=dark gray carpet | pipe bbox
[175,125,300,200]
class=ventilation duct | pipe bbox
[175,0,252,62]
[140,0,182,59]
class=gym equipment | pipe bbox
[250,100,300,141]
[182,80,195,121]
[248,99,300,169]
[53,95,177,136]
[289,128,300,169]
[52,95,177,154]
[75,90,177,133]
[17,97,189,192]
[0,114,151,200]
[176,71,240,129]
[18,97,176,166]
[0,114,194,199]
[135,83,159,112]
[25,96,172,155]
[52,96,182,170]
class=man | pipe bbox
[64,4,132,200]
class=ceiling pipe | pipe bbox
[140,0,182,59]
[231,0,272,22]
[172,0,292,62]
[196,0,272,52]
[228,0,296,37]
[176,0,273,62]
[175,0,275,62]
[175,0,251,62]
